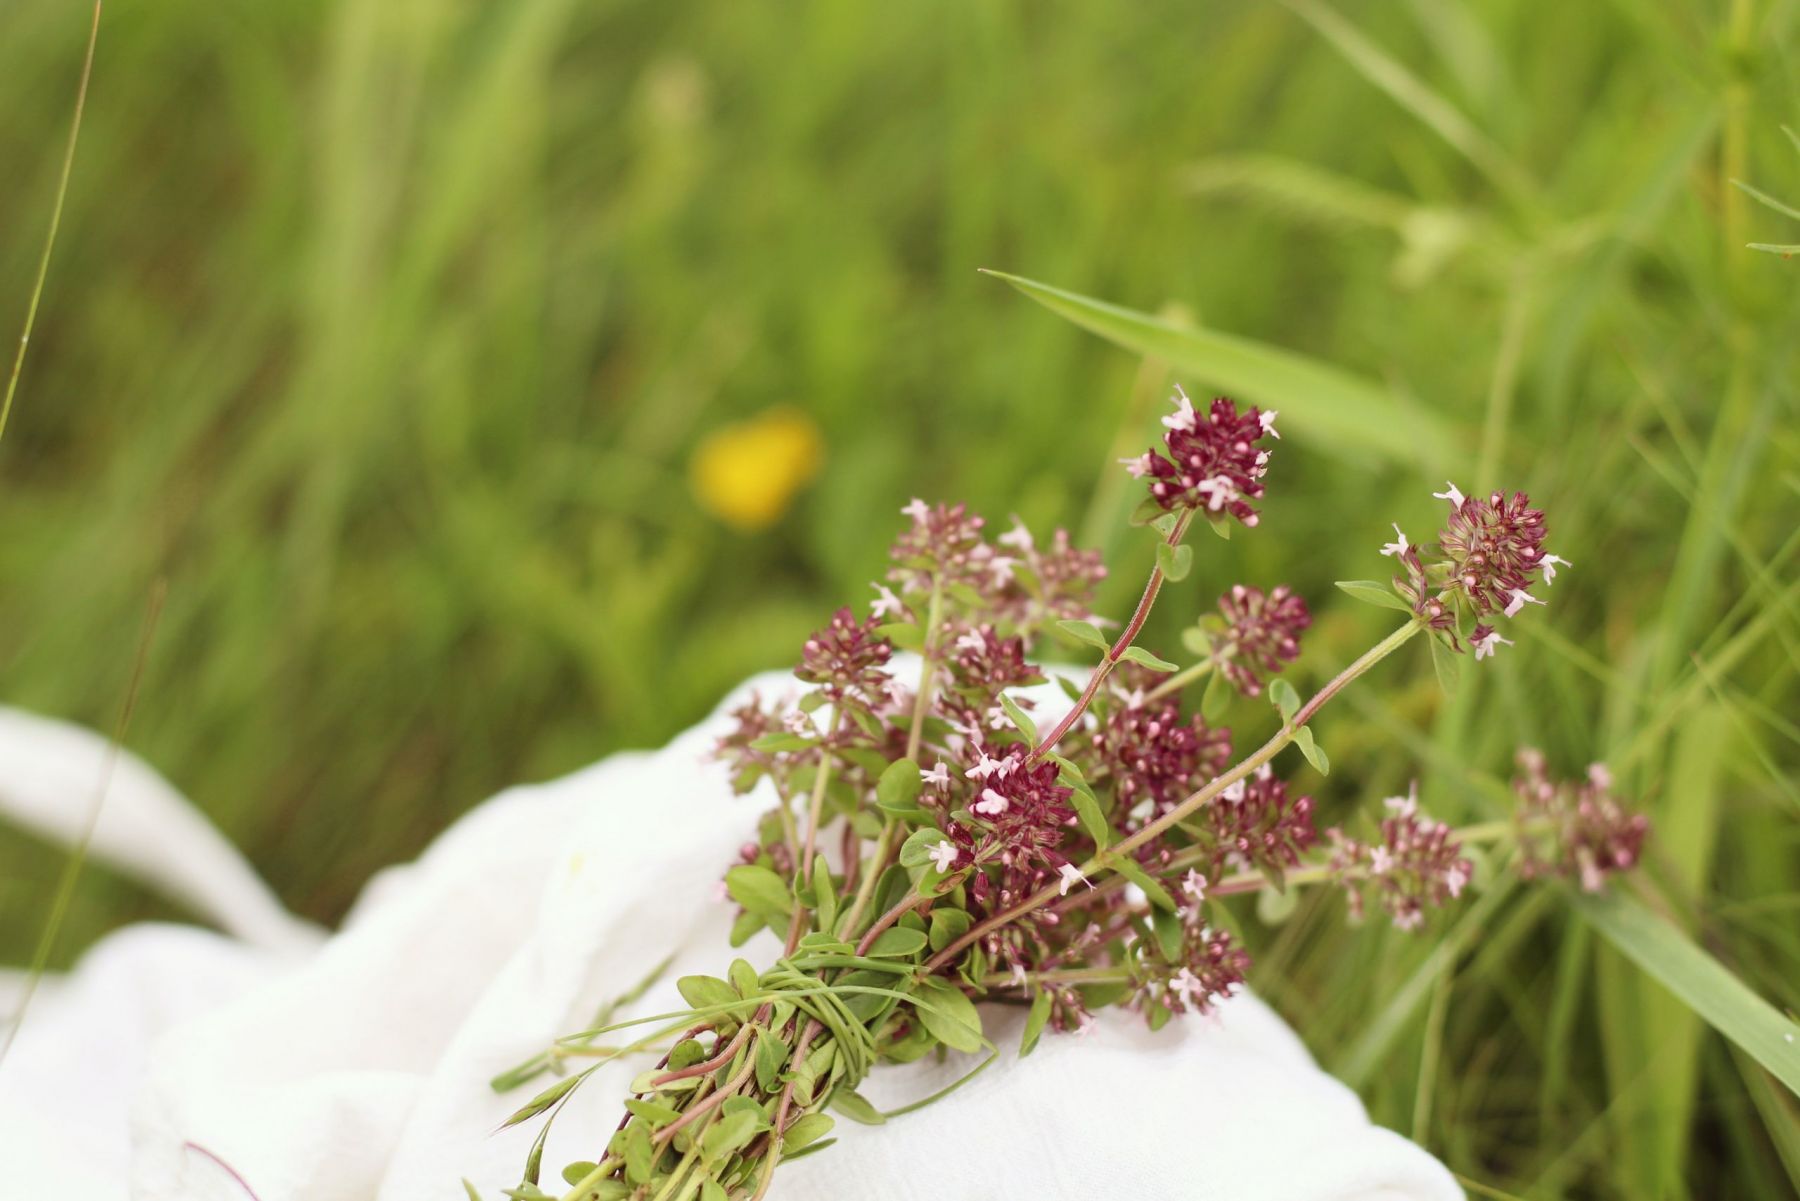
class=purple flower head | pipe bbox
[1382,486,1563,654]
[1439,488,1549,618]
[957,747,1077,875]
[1328,786,1472,931]
[1139,917,1250,1020]
[947,624,1040,697]
[795,607,893,702]
[1086,689,1233,828]
[992,523,1109,629]
[1202,765,1318,879]
[889,499,988,593]
[1212,584,1311,697]
[1512,749,1649,892]
[1135,389,1274,526]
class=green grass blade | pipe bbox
[1278,0,1538,213]
[0,1,101,449]
[1573,889,1800,1096]
[979,269,1461,469]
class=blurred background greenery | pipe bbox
[2,0,1797,1196]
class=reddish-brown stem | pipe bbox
[653,1055,756,1146]
[647,1013,758,1087]
[1027,511,1193,764]
[854,892,930,956]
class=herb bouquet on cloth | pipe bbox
[495,389,1646,1201]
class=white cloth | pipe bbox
[0,673,1462,1201]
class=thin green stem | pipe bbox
[559,1157,621,1201]
[1146,655,1213,702]
[0,2,101,449]
[981,965,1132,989]
[843,580,944,937]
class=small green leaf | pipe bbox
[945,581,988,609]
[559,1163,598,1188]
[725,864,793,920]
[1429,633,1462,695]
[755,1030,790,1093]
[1110,856,1178,912]
[668,1038,706,1070]
[866,927,929,958]
[1020,989,1053,1058]
[876,622,925,650]
[1293,725,1330,775]
[877,758,923,816]
[623,1124,654,1185]
[700,1179,727,1201]
[1128,495,1166,526]
[1119,645,1178,672]
[1201,667,1231,722]
[1069,788,1111,849]
[1335,579,1412,612]
[676,974,742,1015]
[1155,541,1193,582]
[727,910,762,947]
[1152,905,1183,960]
[623,1098,681,1127]
[782,1113,836,1152]
[728,958,759,999]
[830,1088,888,1125]
[748,731,813,752]
[702,1108,767,1159]
[1205,511,1233,540]
[928,907,972,952]
[912,976,986,1053]
[811,862,838,935]
[1056,619,1111,651]
[999,693,1038,743]
[1257,880,1301,924]
[1268,677,1300,721]
[899,826,948,870]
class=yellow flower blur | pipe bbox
[689,406,823,530]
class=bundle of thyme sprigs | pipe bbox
[490,387,1646,1201]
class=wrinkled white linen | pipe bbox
[0,672,1461,1201]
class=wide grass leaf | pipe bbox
[1574,889,1800,1096]
[980,269,1459,469]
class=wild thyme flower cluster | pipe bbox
[1327,787,1472,931]
[1382,482,1568,656]
[1211,583,1312,696]
[1125,385,1276,525]
[1511,748,1650,891]
[507,387,1645,1201]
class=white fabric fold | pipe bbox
[0,676,1461,1201]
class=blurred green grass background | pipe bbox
[2,0,1797,1196]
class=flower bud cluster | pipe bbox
[1327,787,1472,931]
[1135,902,1250,1020]
[795,606,894,705]
[1211,583,1311,697]
[1382,484,1567,657]
[1512,749,1649,892]
[1124,388,1276,526]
